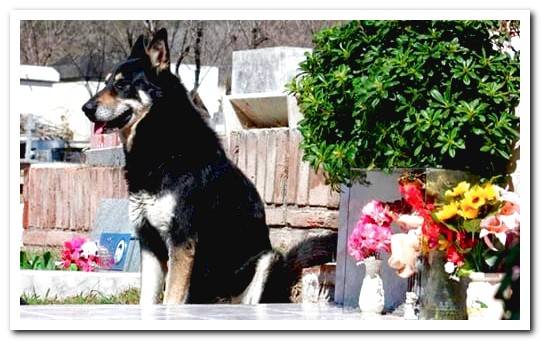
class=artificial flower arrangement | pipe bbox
[431,181,520,279]
[59,236,108,272]
[347,175,520,280]
[347,200,394,262]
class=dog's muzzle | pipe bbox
[82,100,98,121]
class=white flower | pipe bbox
[444,261,456,274]
[80,241,99,258]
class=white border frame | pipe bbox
[10,9,531,331]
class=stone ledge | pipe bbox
[20,270,140,299]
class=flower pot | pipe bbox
[419,251,468,320]
[467,272,505,320]
[357,257,385,314]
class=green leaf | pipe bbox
[430,89,445,103]
[463,219,481,233]
[414,144,423,156]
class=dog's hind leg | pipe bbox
[163,239,196,305]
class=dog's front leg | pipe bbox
[163,239,196,305]
[137,221,169,305]
[140,249,167,305]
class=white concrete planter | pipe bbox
[20,270,140,299]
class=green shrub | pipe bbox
[288,20,520,187]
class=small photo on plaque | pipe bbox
[99,233,132,271]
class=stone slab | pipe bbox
[335,171,409,311]
[20,270,140,299]
[19,303,404,322]
[91,199,140,272]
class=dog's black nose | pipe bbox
[82,101,97,118]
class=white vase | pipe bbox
[467,272,505,320]
[357,256,385,314]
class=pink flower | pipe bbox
[361,200,394,226]
[60,236,101,272]
[348,211,392,261]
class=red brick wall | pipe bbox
[22,165,127,246]
[227,128,339,230]
[22,128,339,247]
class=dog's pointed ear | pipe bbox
[145,28,170,73]
[129,35,147,59]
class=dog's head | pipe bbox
[81,28,170,134]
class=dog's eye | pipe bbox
[114,80,131,92]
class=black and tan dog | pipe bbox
[82,28,336,305]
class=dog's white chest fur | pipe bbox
[129,191,177,233]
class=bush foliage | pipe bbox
[288,20,520,187]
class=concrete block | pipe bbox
[231,47,311,95]
[84,146,126,167]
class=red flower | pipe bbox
[400,182,425,211]
[447,245,464,266]
[456,231,476,250]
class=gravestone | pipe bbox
[335,170,409,312]
[91,198,140,272]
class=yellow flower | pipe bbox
[445,181,471,198]
[458,200,480,219]
[463,185,487,209]
[435,202,459,221]
[482,183,498,201]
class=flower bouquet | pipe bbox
[430,181,520,278]
[387,175,520,319]
[347,200,394,313]
[59,236,109,272]
[347,172,520,319]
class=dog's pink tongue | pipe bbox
[94,122,106,135]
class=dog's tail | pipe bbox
[261,232,337,303]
